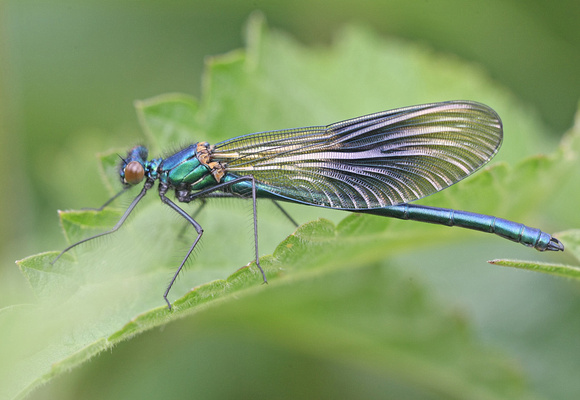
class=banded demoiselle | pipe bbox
[52,101,564,309]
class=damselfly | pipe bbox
[52,101,564,309]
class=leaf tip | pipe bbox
[244,11,268,69]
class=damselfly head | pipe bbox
[120,145,148,186]
[123,161,145,185]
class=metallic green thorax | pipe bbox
[158,144,220,191]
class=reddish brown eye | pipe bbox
[124,161,145,185]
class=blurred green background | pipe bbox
[1,0,579,398]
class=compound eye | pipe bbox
[124,161,145,185]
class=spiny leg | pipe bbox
[51,183,152,264]
[177,199,295,275]
[249,176,267,283]
[272,200,299,228]
[176,198,208,241]
[161,175,267,309]
[159,192,204,310]
[180,176,267,283]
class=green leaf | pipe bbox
[489,229,580,280]
[489,259,580,280]
[96,150,124,195]
[176,261,533,400]
[135,93,201,153]
[8,14,580,400]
